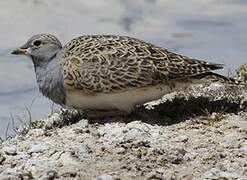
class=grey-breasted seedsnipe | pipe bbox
[11,34,237,118]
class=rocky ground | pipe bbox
[0,82,247,179]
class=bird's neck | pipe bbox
[31,50,58,70]
[34,57,66,106]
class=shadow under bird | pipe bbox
[11,34,237,118]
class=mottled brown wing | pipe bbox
[152,50,223,79]
[60,55,162,94]
[60,35,222,94]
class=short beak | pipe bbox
[11,48,27,55]
[11,43,29,55]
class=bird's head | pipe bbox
[11,34,62,66]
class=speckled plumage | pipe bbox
[11,34,236,117]
[60,35,223,94]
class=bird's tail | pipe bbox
[191,72,242,85]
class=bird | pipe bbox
[11,34,237,118]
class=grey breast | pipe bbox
[34,51,66,106]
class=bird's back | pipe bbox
[59,35,223,94]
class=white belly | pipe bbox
[65,82,191,112]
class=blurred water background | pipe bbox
[0,0,247,138]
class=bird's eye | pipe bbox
[33,40,42,46]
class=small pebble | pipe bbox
[3,146,17,156]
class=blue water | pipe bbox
[0,0,247,138]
